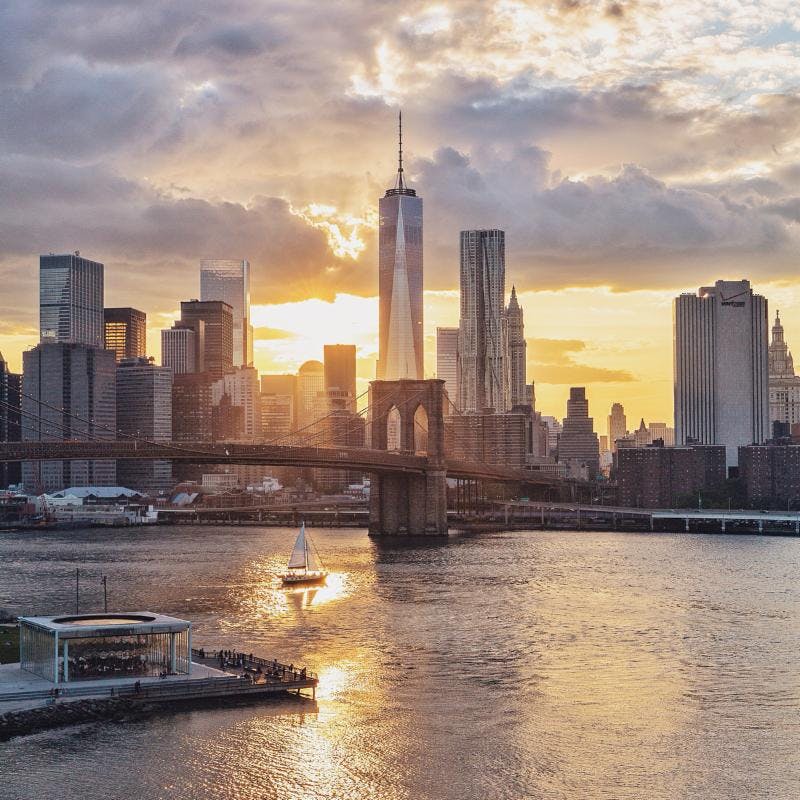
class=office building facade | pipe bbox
[674,279,769,467]
[436,327,459,406]
[116,357,172,491]
[458,229,506,413]
[297,360,325,431]
[179,300,233,380]
[39,253,104,347]
[261,393,293,441]
[767,311,800,429]
[161,325,201,374]
[324,344,357,413]
[21,342,116,492]
[378,115,423,380]
[211,366,262,441]
[607,403,627,452]
[200,259,252,367]
[261,374,297,433]
[506,286,526,408]
[0,352,22,488]
[558,387,600,480]
[104,307,146,362]
[444,410,529,468]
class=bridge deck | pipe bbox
[0,442,566,485]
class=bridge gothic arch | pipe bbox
[386,405,402,451]
[368,379,447,536]
[413,404,428,454]
[368,379,445,458]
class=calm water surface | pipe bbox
[0,526,799,799]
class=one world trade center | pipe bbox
[377,112,423,380]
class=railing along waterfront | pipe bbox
[190,648,317,682]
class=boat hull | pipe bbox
[281,572,328,587]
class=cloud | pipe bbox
[419,148,794,291]
[0,156,361,310]
[174,25,280,59]
[533,364,636,384]
[1,0,800,332]
[529,338,587,362]
[528,338,635,384]
[252,326,295,340]
[0,63,171,159]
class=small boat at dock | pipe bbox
[281,523,328,587]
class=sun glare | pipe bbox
[290,204,376,260]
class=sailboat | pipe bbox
[281,523,328,587]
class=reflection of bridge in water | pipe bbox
[0,379,577,536]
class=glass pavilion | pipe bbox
[18,613,192,683]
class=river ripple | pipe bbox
[0,526,798,799]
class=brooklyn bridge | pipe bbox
[0,379,581,535]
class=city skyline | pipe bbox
[9,249,800,426]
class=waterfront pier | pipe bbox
[0,612,317,739]
[451,501,800,536]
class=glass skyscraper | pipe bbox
[378,114,423,380]
[200,259,252,367]
[40,253,104,347]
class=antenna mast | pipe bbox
[397,110,405,190]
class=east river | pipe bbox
[1,526,799,799]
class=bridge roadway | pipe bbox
[0,441,565,486]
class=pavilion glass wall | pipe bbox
[64,630,190,681]
[20,624,57,681]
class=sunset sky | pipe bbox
[2,1,800,427]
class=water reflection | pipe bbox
[2,527,800,800]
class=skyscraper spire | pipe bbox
[386,110,415,198]
[396,109,405,191]
[379,109,423,379]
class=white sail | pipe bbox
[287,525,308,570]
[304,535,324,572]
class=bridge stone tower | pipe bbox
[368,379,448,535]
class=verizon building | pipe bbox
[673,279,769,468]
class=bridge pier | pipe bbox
[367,379,448,536]
[368,469,447,535]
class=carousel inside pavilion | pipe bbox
[18,613,192,683]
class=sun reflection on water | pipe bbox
[290,571,348,607]
[314,661,355,702]
[235,562,351,621]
